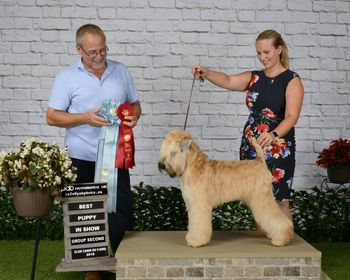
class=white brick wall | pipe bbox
[0,0,349,190]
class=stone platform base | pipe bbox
[56,256,115,272]
[115,231,321,279]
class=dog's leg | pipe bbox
[248,193,294,246]
[184,197,213,247]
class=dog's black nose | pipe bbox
[158,162,166,171]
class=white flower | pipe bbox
[0,151,6,161]
[55,176,61,185]
[0,138,76,191]
[14,160,22,171]
[32,146,45,156]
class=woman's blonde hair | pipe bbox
[256,30,289,69]
[76,24,106,46]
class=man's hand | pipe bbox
[84,108,109,127]
[122,115,138,128]
[47,107,107,128]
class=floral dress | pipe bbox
[239,69,299,201]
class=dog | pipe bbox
[158,130,294,247]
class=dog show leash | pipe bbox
[183,73,204,131]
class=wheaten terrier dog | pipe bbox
[158,130,294,247]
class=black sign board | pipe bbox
[70,234,106,246]
[68,201,104,211]
[61,182,107,198]
[60,182,110,264]
[71,246,109,260]
[70,223,105,234]
[69,212,105,223]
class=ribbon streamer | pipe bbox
[115,103,135,169]
[94,99,121,213]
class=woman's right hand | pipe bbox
[192,65,209,80]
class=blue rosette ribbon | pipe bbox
[94,99,121,213]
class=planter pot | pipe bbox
[11,188,53,218]
[327,166,350,184]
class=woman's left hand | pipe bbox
[257,131,276,148]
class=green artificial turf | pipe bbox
[0,240,349,280]
[312,242,350,280]
[0,240,81,280]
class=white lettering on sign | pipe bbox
[73,247,106,254]
[87,236,105,242]
[78,203,93,210]
[83,226,100,232]
[77,214,97,221]
[71,238,86,244]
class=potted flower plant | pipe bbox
[0,138,76,217]
[316,138,350,184]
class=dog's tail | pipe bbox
[250,137,265,162]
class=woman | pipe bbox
[192,30,304,224]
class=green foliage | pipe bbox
[212,200,255,231]
[132,182,255,231]
[132,183,187,230]
[1,184,349,243]
[291,186,350,242]
[0,188,63,240]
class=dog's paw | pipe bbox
[270,231,294,247]
[186,232,209,247]
[271,238,287,247]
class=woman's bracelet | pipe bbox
[270,131,279,142]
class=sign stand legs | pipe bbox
[31,217,42,280]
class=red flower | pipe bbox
[272,168,285,184]
[248,75,259,89]
[254,124,269,134]
[262,108,277,119]
[316,138,350,168]
[271,144,282,157]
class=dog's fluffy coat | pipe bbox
[158,130,294,247]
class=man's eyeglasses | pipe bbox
[79,45,108,58]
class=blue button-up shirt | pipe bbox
[48,59,139,161]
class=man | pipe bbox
[47,24,141,280]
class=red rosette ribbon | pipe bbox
[115,103,135,169]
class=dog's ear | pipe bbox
[180,139,192,152]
